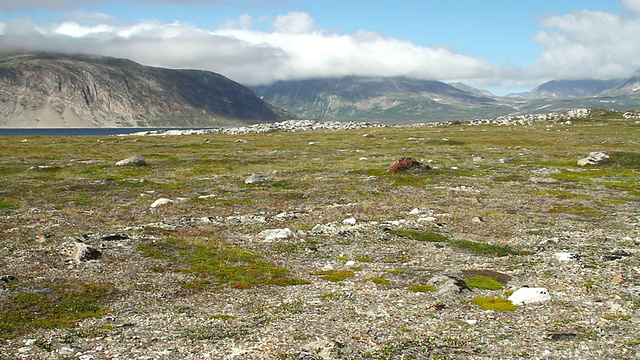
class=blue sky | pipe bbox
[1,0,639,94]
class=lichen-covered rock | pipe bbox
[577,151,609,166]
[72,242,102,262]
[115,155,146,166]
[245,173,272,185]
[427,274,470,295]
[388,157,431,173]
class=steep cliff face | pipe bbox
[0,52,293,128]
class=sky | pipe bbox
[0,0,639,95]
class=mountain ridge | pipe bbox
[0,51,294,128]
[251,76,518,123]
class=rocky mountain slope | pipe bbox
[251,76,519,123]
[0,52,293,128]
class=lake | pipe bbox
[0,128,217,136]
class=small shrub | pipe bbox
[471,297,517,311]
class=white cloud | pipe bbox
[623,0,640,15]
[271,12,315,34]
[2,2,639,92]
[0,12,496,86]
[530,8,640,80]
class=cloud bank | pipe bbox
[1,1,640,92]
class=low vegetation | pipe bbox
[0,282,113,339]
[136,237,309,288]
[0,110,638,358]
[471,297,518,311]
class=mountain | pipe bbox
[448,82,494,97]
[251,76,518,123]
[0,52,293,128]
[606,69,640,95]
[525,79,622,99]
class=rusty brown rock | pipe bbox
[388,157,431,173]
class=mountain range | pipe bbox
[252,72,640,123]
[0,51,638,127]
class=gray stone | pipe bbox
[72,242,102,262]
[0,275,18,283]
[427,274,470,295]
[115,155,146,166]
[245,173,272,185]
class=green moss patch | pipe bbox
[366,277,391,286]
[136,238,309,289]
[394,229,526,257]
[450,239,525,257]
[0,282,113,339]
[392,229,449,243]
[313,270,355,282]
[463,275,504,290]
[406,285,436,293]
[471,297,517,311]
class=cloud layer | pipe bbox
[1,1,640,92]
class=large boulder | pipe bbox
[577,152,608,166]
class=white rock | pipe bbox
[260,228,293,242]
[244,173,271,185]
[508,287,551,305]
[554,252,577,261]
[345,260,356,267]
[150,198,173,208]
[198,194,216,199]
[342,217,357,225]
[115,155,146,166]
[321,264,334,271]
[409,208,422,215]
[417,217,437,223]
[464,319,478,325]
[578,151,609,166]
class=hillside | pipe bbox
[251,76,519,123]
[0,109,638,359]
[0,52,294,128]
